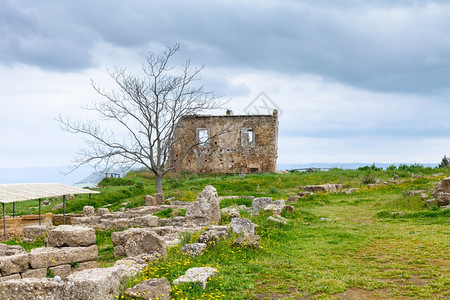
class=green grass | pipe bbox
[2,167,449,299]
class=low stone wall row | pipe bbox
[0,226,98,281]
[70,204,191,230]
[0,213,53,239]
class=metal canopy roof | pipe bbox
[0,183,99,203]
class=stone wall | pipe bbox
[169,110,278,173]
[0,213,53,239]
[0,226,98,281]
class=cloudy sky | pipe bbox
[1,0,450,172]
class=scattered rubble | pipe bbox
[125,278,171,300]
[173,267,218,289]
[111,228,167,258]
[185,185,221,226]
[181,243,207,257]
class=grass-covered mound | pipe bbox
[3,165,450,299]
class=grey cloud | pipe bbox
[2,0,450,93]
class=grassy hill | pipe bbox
[3,165,449,299]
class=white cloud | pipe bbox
[1,0,450,170]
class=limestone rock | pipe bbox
[73,261,99,272]
[0,274,21,282]
[47,225,96,247]
[403,190,427,196]
[0,278,64,300]
[135,215,159,227]
[431,182,443,196]
[63,265,129,300]
[0,245,28,276]
[0,244,26,256]
[304,184,340,193]
[83,206,95,217]
[181,243,207,257]
[21,268,48,279]
[221,207,240,218]
[232,233,260,248]
[197,226,229,244]
[268,216,288,224]
[111,228,167,258]
[0,252,30,276]
[29,245,98,269]
[126,278,171,300]
[441,177,450,192]
[284,205,294,212]
[231,218,255,236]
[173,267,218,289]
[436,192,450,206]
[426,199,437,206]
[288,195,299,201]
[263,203,283,216]
[145,195,157,206]
[251,197,273,212]
[185,185,220,226]
[97,208,109,216]
[155,193,165,205]
[50,264,71,278]
[24,225,49,240]
[297,191,313,197]
[52,203,65,211]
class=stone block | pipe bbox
[47,225,96,247]
[0,274,22,282]
[135,215,159,227]
[263,203,283,216]
[145,195,157,206]
[251,197,273,212]
[112,228,166,258]
[21,268,47,279]
[181,243,207,257]
[73,261,99,272]
[50,264,71,278]
[231,218,255,236]
[0,252,30,276]
[155,193,165,205]
[23,225,49,240]
[221,207,240,218]
[126,278,171,300]
[63,265,129,300]
[173,267,218,289]
[441,177,450,193]
[232,233,260,248]
[0,278,64,299]
[198,226,229,244]
[97,208,109,216]
[0,244,26,256]
[437,192,450,206]
[70,216,101,226]
[185,185,220,226]
[29,245,98,269]
[83,206,95,217]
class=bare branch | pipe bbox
[57,44,228,192]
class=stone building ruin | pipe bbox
[169,110,278,173]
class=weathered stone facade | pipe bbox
[169,110,278,173]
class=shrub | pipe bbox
[362,175,376,184]
[439,155,449,168]
[358,164,382,171]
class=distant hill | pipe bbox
[277,162,438,171]
[0,165,95,185]
[73,171,105,188]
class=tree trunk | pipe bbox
[155,173,163,194]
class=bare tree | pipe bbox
[58,44,226,193]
